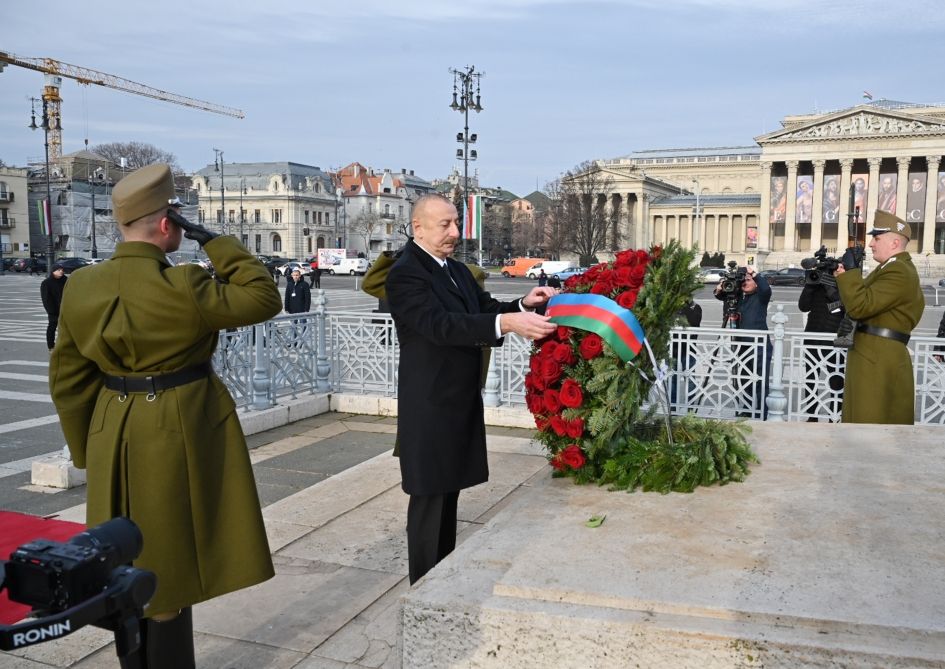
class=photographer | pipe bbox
[833,211,924,424]
[714,266,771,418]
[48,164,281,667]
[798,260,846,421]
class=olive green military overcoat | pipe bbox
[836,251,924,424]
[49,236,282,617]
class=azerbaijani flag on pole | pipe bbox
[546,293,646,362]
[37,200,52,236]
[463,194,481,240]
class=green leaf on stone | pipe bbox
[585,514,606,528]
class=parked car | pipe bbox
[525,260,577,279]
[55,257,93,274]
[275,261,312,277]
[696,267,726,283]
[551,266,588,282]
[759,267,806,286]
[1,257,17,272]
[327,258,370,275]
[12,257,46,274]
[186,258,214,273]
[260,256,290,275]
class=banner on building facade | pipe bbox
[769,176,786,225]
[937,172,945,224]
[746,226,758,249]
[906,172,926,223]
[851,173,869,224]
[823,174,840,224]
[877,173,897,213]
[796,175,813,224]
[37,200,52,236]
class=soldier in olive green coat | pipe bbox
[49,164,281,668]
[835,211,925,424]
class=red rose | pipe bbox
[540,340,557,356]
[560,444,586,469]
[614,250,636,267]
[552,342,576,366]
[629,264,646,288]
[615,265,634,286]
[635,250,649,265]
[549,414,568,436]
[540,357,563,384]
[556,326,573,341]
[650,245,663,260]
[535,415,549,432]
[543,388,561,414]
[559,378,584,408]
[525,390,543,414]
[579,333,604,359]
[590,279,613,295]
[550,452,567,471]
[616,290,637,310]
[529,355,542,374]
[565,417,585,439]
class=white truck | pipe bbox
[525,260,577,279]
[327,257,370,275]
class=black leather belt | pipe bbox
[856,323,910,345]
[103,362,212,398]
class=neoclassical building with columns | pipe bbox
[590,99,945,269]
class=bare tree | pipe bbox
[349,210,382,257]
[545,161,616,266]
[91,141,181,173]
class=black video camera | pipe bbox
[800,245,840,285]
[718,260,746,297]
[1,518,155,660]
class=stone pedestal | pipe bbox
[31,451,86,489]
[403,422,945,668]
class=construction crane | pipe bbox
[0,49,244,164]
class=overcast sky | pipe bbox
[2,0,943,196]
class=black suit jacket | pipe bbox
[386,240,522,495]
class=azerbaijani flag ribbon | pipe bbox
[546,293,646,362]
[463,194,481,240]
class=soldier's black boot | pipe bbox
[145,608,195,669]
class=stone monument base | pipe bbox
[403,422,945,668]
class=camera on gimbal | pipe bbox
[0,517,155,661]
[717,260,747,297]
[800,245,840,286]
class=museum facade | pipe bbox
[591,100,945,269]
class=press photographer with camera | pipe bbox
[832,210,924,424]
[48,164,282,667]
[798,246,846,421]
[714,263,772,418]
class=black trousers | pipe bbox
[46,315,58,350]
[406,491,459,584]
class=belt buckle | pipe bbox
[118,376,128,403]
[146,376,157,402]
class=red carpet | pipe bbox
[0,510,85,624]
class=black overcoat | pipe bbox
[386,240,522,496]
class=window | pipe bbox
[383,187,391,193]
[228,210,235,223]
[384,204,391,215]
[272,233,282,252]
[325,212,330,225]
[254,209,261,223]
[255,234,261,252]
[198,209,205,223]
[398,205,404,217]
[216,209,223,224]
[317,211,322,224]
[307,237,312,253]
[386,223,393,234]
[315,182,321,193]
[304,211,310,224]
[0,181,7,199]
[273,209,282,223]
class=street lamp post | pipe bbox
[213,148,225,235]
[449,65,483,260]
[29,97,56,275]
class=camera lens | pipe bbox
[71,517,144,567]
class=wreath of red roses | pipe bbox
[524,248,657,472]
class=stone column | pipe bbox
[811,160,825,250]
[837,158,853,250]
[639,193,649,249]
[759,162,772,251]
[895,156,911,221]
[924,155,941,254]
[867,157,882,225]
[784,160,799,251]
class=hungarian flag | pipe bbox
[862,90,873,101]
[37,199,51,236]
[463,194,481,240]
[546,293,646,362]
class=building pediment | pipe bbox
[757,106,945,144]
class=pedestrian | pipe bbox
[547,273,562,289]
[798,272,846,421]
[285,268,312,314]
[385,194,557,585]
[714,266,771,418]
[309,257,321,288]
[538,269,548,287]
[834,210,924,424]
[40,262,67,351]
[48,163,282,667]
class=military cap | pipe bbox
[868,210,912,240]
[112,163,176,225]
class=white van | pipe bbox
[327,257,370,275]
[525,260,577,279]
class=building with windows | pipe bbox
[192,162,336,259]
[0,166,31,260]
[587,99,945,269]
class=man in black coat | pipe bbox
[386,195,557,584]
[40,262,68,350]
[284,268,311,314]
[798,276,845,420]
